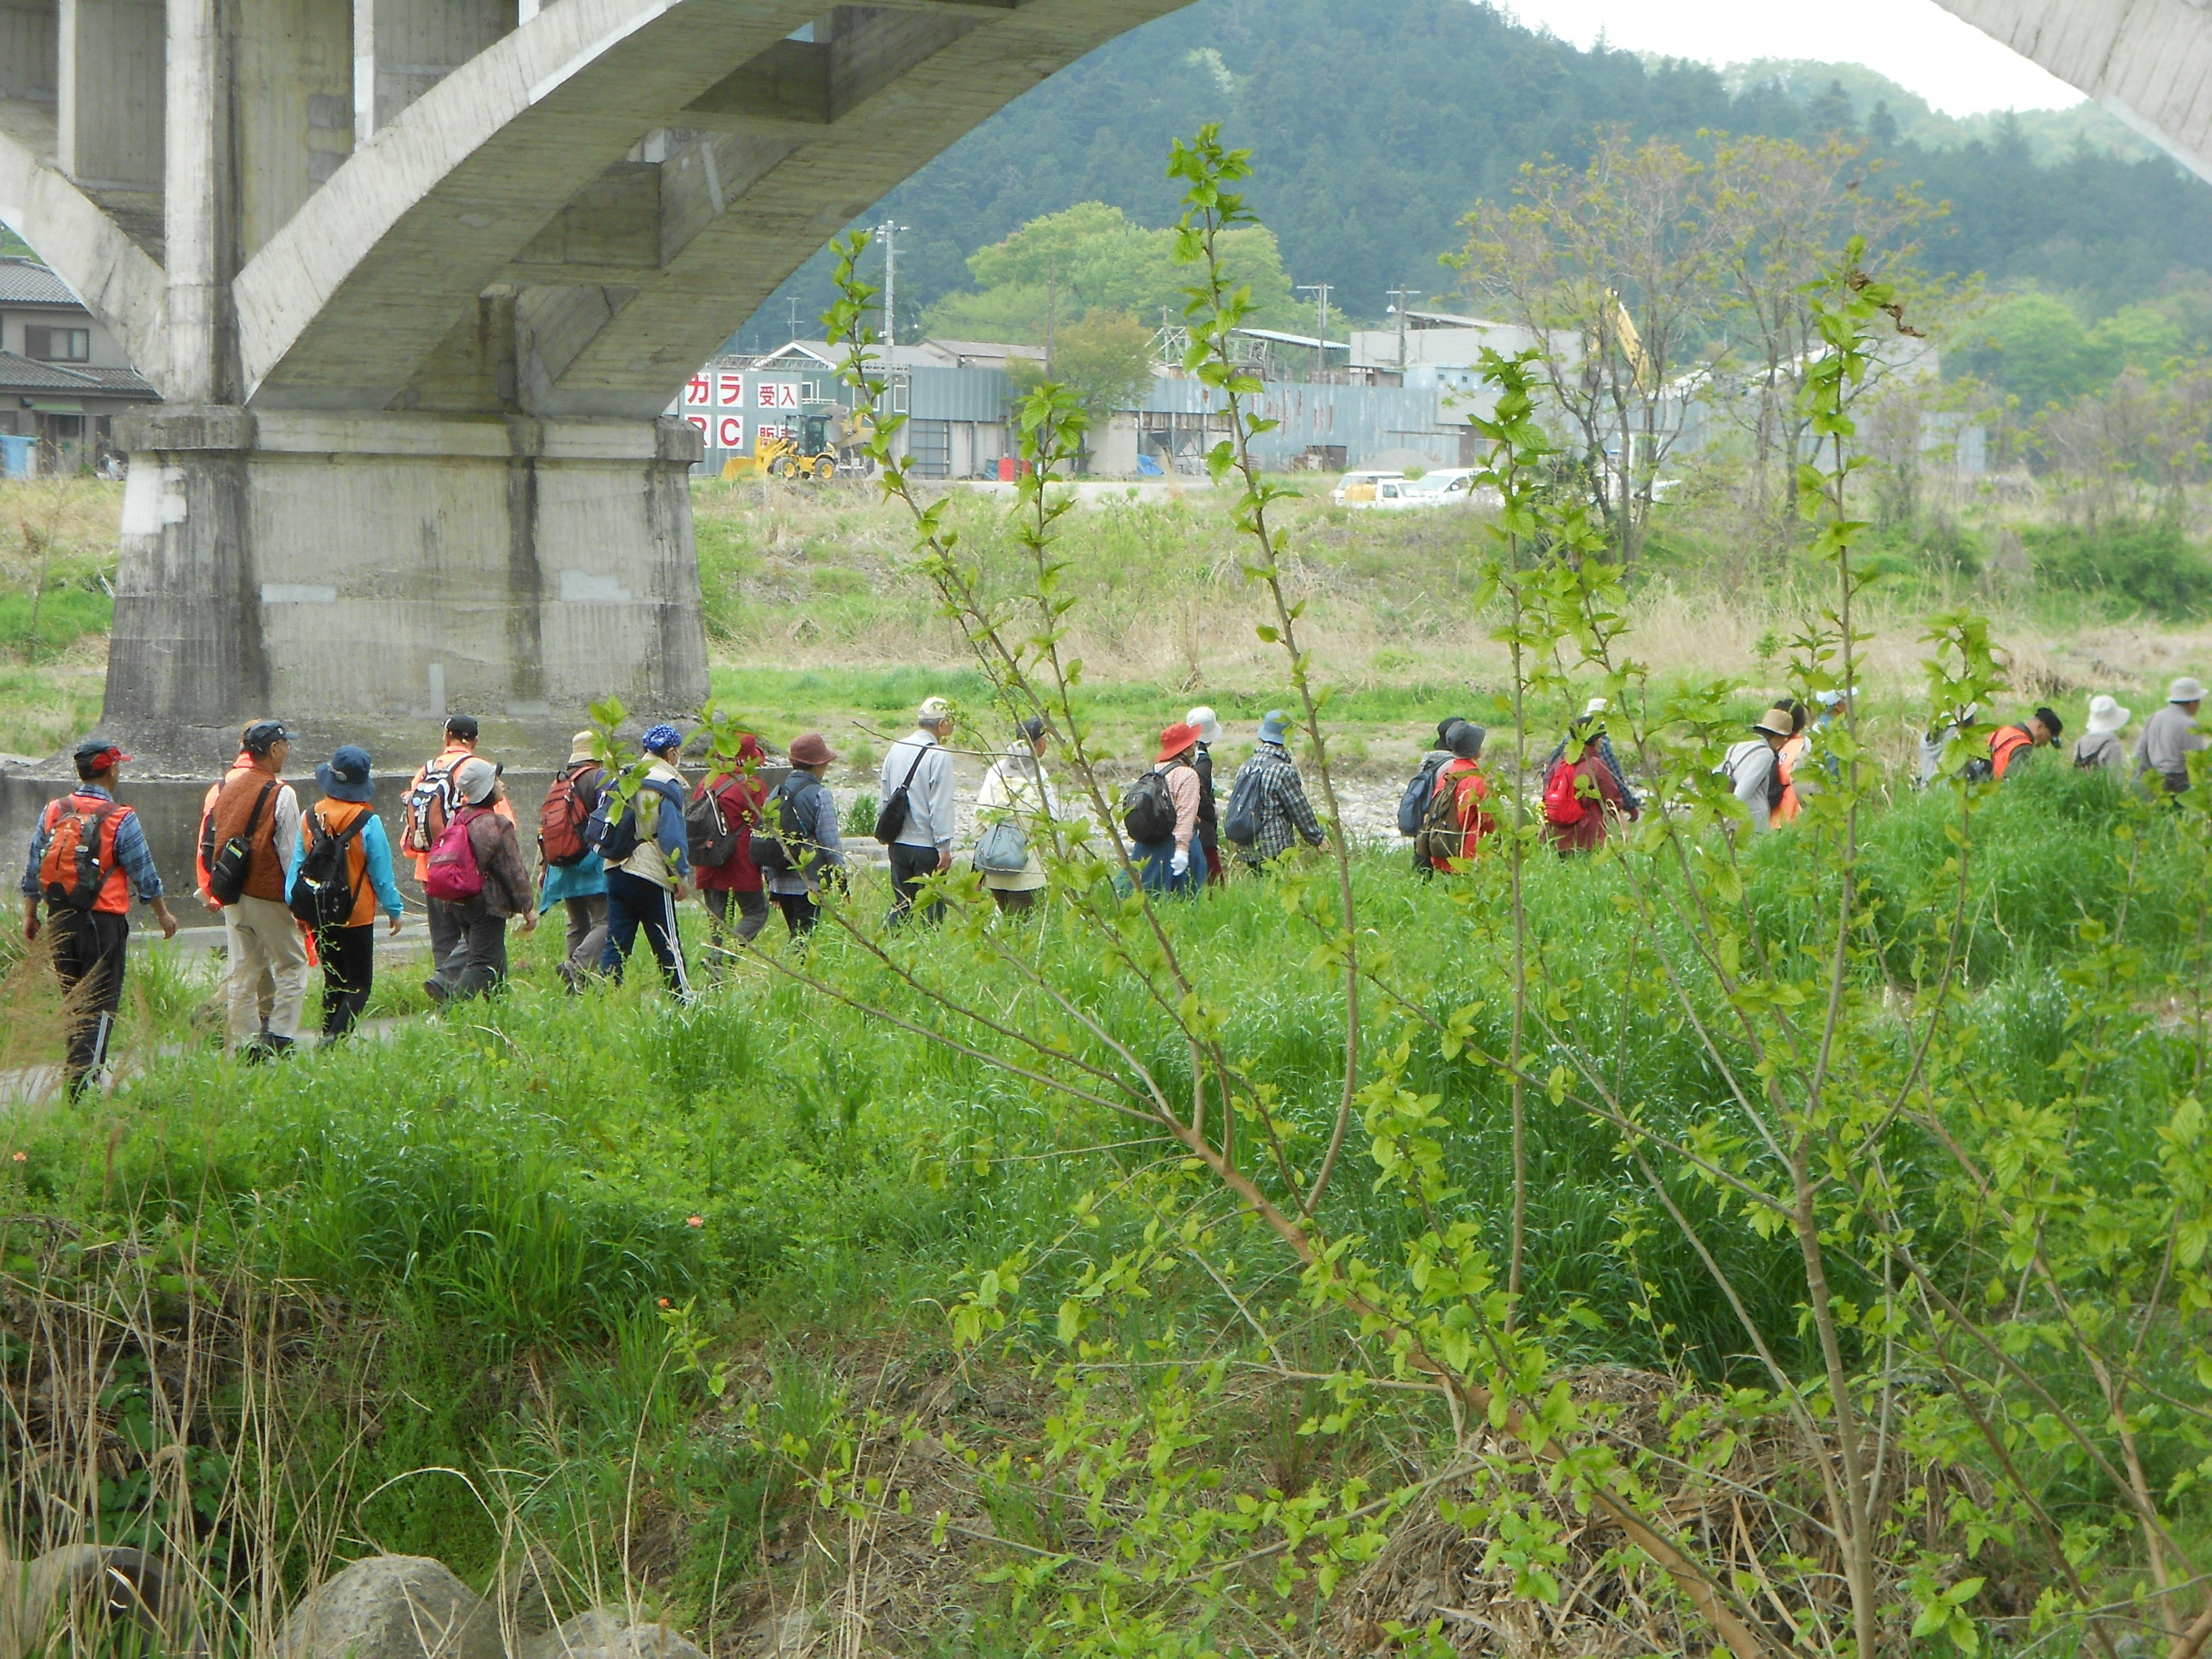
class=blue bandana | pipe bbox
[641,722,684,755]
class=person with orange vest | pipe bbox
[1990,706,2064,781]
[1771,700,1810,826]
[209,720,306,1061]
[401,716,514,992]
[20,738,179,1095]
[292,745,406,1038]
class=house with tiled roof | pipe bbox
[0,258,157,472]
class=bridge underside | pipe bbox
[0,0,1189,763]
[1932,0,2212,184]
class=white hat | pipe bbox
[918,695,954,724]
[1185,705,1223,745]
[2087,695,2130,735]
[2171,677,2207,705]
[1582,696,1609,718]
[1816,689,1846,710]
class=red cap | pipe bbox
[73,741,129,771]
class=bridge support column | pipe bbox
[102,407,710,766]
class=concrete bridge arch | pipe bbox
[0,0,1189,762]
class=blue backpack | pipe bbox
[1397,754,1450,836]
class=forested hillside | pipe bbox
[739,0,2212,343]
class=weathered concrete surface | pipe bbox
[102,406,708,760]
[1930,0,2212,183]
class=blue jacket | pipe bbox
[539,847,607,910]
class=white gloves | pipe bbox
[1170,848,1189,877]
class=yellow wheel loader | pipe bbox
[722,403,876,483]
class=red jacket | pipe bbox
[693,737,769,893]
[1545,752,1626,855]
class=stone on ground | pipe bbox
[518,1608,706,1659]
[274,1555,502,1659]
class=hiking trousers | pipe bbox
[888,842,945,925]
[426,896,467,984]
[773,890,821,938]
[222,895,308,1049]
[317,922,374,1036]
[560,895,608,986]
[47,906,127,1094]
[600,868,692,996]
[703,887,770,957]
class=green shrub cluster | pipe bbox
[2024,515,2212,616]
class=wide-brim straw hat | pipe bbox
[1750,705,1796,739]
[2087,695,2130,735]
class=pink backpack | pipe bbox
[424,806,485,902]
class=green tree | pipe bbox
[1014,309,1156,428]
[1954,290,2103,411]
[924,201,1296,342]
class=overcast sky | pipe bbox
[1501,0,2084,116]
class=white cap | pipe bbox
[1185,705,1223,745]
[1582,696,1609,718]
[918,695,954,724]
[2087,695,2130,734]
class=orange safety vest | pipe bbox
[39,792,132,914]
[304,798,378,928]
[1990,725,2034,780]
[1771,733,1809,825]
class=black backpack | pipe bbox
[752,773,822,874]
[1122,769,1176,843]
[289,809,365,930]
[586,776,677,866]
[687,782,739,869]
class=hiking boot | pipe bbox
[424,977,448,1007]
[260,1034,296,1061]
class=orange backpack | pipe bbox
[40,797,120,911]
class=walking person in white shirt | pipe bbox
[878,696,958,925]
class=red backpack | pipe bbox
[1542,759,1587,827]
[539,761,600,868]
[424,806,487,902]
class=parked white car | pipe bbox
[1329,469,1404,506]
[1355,470,1498,510]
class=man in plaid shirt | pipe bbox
[1233,711,1327,867]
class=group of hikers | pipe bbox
[19,674,2212,1097]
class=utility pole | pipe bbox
[786,296,800,344]
[1389,283,1414,375]
[1297,282,1333,381]
[874,220,909,354]
[1046,251,1059,377]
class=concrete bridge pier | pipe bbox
[103,405,708,766]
